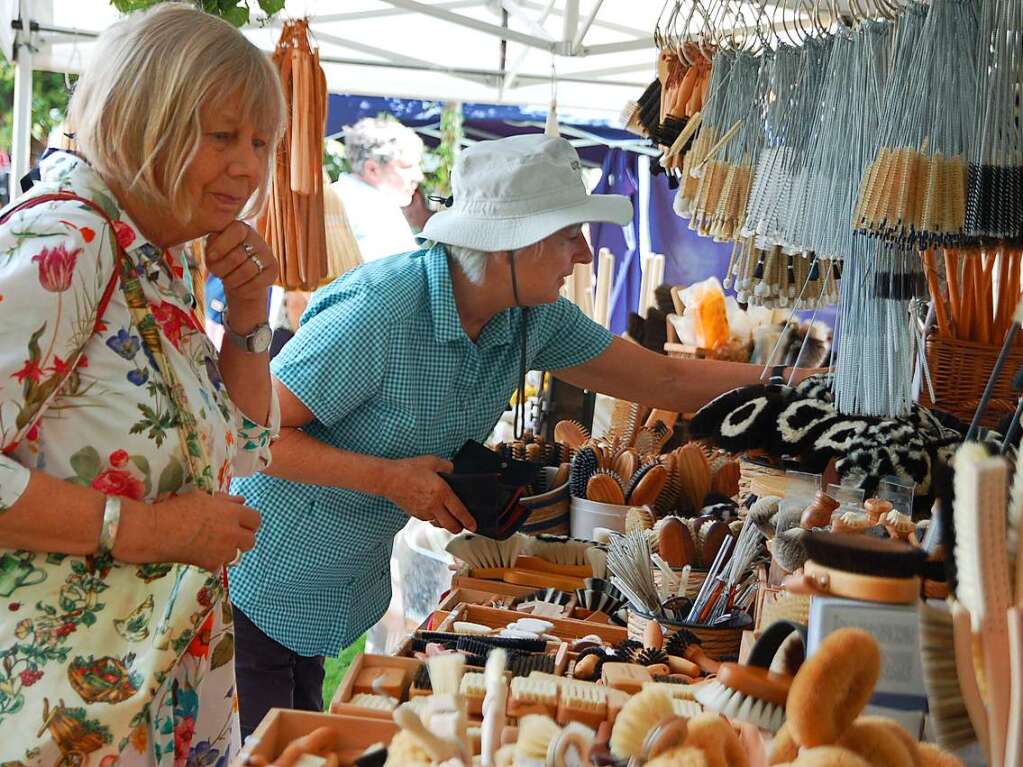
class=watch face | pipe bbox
[252,324,273,352]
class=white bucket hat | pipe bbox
[419,134,633,251]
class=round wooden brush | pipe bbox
[554,419,590,450]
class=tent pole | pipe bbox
[572,0,605,54]
[561,0,579,47]
[11,0,34,199]
[504,0,557,91]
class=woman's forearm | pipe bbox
[555,337,817,414]
[0,470,156,559]
[217,302,273,425]
[260,427,394,495]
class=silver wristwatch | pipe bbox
[222,308,273,354]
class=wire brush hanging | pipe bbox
[965,0,1023,240]
[684,51,769,241]
[854,0,980,247]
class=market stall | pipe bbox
[6,1,1022,766]
[231,0,1023,764]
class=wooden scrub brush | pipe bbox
[675,443,712,512]
[526,534,595,566]
[657,517,697,568]
[694,620,805,733]
[588,469,627,504]
[570,446,601,498]
[554,419,590,450]
[627,463,670,507]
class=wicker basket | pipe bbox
[627,609,752,661]
[521,477,570,536]
[652,568,709,600]
[921,335,1023,428]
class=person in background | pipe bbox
[0,5,283,762]
[331,117,424,263]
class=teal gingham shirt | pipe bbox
[229,244,613,656]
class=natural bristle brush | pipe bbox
[609,687,681,760]
[445,533,528,570]
[695,620,806,733]
[953,443,1012,767]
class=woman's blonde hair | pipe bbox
[69,3,286,219]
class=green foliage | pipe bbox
[321,633,366,710]
[0,59,74,157]
[109,0,284,27]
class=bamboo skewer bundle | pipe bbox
[258,19,329,290]
[925,248,1023,345]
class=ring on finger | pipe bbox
[241,241,264,274]
[228,548,243,567]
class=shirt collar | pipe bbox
[423,243,514,349]
[39,151,195,305]
[39,151,168,267]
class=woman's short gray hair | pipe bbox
[343,117,423,175]
[69,3,286,219]
[447,244,492,284]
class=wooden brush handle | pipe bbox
[503,569,585,592]
[514,555,592,578]
[952,602,991,763]
[802,561,920,605]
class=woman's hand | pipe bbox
[381,456,476,534]
[117,492,261,571]
[205,222,278,323]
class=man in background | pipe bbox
[332,116,424,263]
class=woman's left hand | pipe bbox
[205,222,278,308]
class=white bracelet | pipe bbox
[98,495,122,557]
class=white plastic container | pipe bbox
[570,496,629,540]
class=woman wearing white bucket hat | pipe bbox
[227,134,785,733]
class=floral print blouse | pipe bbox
[0,152,278,766]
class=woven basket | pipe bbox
[627,609,751,661]
[652,568,709,600]
[521,479,570,536]
[738,456,785,504]
[921,335,1023,428]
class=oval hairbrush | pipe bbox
[658,517,696,568]
[629,464,669,506]
[587,471,626,505]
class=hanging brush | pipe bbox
[966,0,1023,240]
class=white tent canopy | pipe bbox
[4,0,816,184]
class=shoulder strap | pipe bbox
[1,192,124,443]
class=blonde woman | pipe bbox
[0,5,284,764]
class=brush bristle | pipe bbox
[918,600,976,749]
[428,653,465,696]
[694,679,785,732]
[516,715,561,761]
[803,531,927,579]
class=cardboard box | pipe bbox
[330,653,421,719]
[807,597,927,719]
[234,709,397,767]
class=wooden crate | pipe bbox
[234,709,398,766]
[329,653,421,719]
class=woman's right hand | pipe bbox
[118,492,261,571]
[381,456,476,535]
